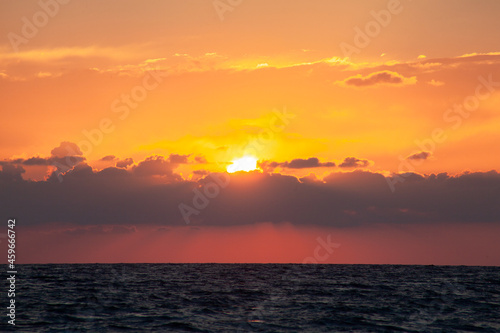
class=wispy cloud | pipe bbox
[337,70,417,87]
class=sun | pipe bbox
[227,156,258,173]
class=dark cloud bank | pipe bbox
[259,157,370,171]
[1,158,499,227]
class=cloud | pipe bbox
[0,163,25,183]
[1,141,85,181]
[168,154,190,164]
[58,225,138,236]
[260,157,335,170]
[99,155,116,161]
[2,145,86,173]
[287,158,335,169]
[3,146,185,181]
[22,157,51,165]
[51,141,83,158]
[116,158,134,168]
[132,155,182,181]
[407,151,432,161]
[339,71,417,87]
[339,157,370,168]
[195,155,208,164]
[3,47,500,84]
[13,155,86,167]
[0,46,135,62]
[458,52,500,58]
[299,173,322,184]
[427,79,445,86]
[3,165,500,228]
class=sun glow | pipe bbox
[227,156,258,173]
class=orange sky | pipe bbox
[1,0,500,264]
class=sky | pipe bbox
[1,0,500,265]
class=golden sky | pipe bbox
[1,0,500,264]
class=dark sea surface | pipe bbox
[7,264,500,332]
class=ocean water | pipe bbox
[7,264,500,332]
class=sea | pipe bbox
[5,264,500,332]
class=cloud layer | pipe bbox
[2,156,499,228]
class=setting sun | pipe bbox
[227,156,258,173]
